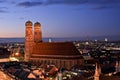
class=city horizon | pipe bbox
[0,35,120,42]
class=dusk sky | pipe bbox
[0,0,120,38]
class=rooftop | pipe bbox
[32,42,81,56]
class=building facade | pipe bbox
[25,21,83,69]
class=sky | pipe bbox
[0,0,120,39]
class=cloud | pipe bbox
[17,0,87,7]
[0,0,6,3]
[0,7,8,9]
[10,1,16,4]
[19,17,24,20]
[45,0,87,5]
[86,0,120,4]
[17,1,43,7]
[0,10,8,13]
[0,7,8,13]
[93,6,115,10]
[17,0,120,9]
[93,5,120,10]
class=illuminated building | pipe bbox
[94,63,101,80]
[25,21,83,69]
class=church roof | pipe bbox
[32,42,81,56]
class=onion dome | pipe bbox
[34,22,41,27]
[25,20,33,26]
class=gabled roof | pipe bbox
[32,42,80,56]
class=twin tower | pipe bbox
[25,21,42,42]
[25,21,42,61]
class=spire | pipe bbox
[94,63,100,80]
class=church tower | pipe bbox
[94,63,100,80]
[34,22,42,42]
[25,21,33,61]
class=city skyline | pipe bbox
[0,0,120,38]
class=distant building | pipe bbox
[25,21,83,69]
[105,38,108,42]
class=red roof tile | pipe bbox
[32,42,80,56]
